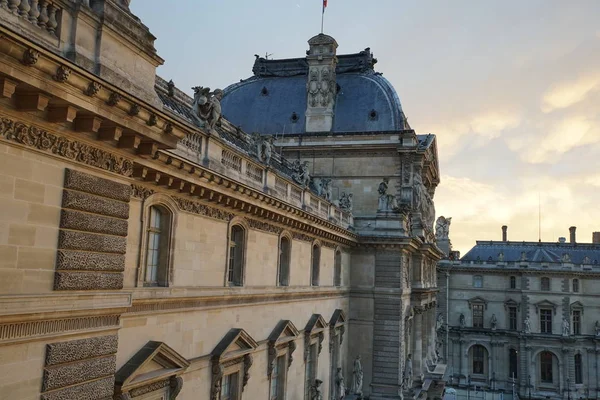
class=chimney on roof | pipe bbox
[569,226,576,244]
[502,225,508,242]
[559,237,566,244]
[593,232,600,244]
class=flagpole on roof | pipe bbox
[321,0,326,34]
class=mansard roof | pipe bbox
[220,48,409,135]
[461,240,600,265]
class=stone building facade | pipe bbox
[0,1,444,399]
[438,226,600,400]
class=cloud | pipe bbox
[541,73,600,112]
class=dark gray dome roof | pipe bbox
[221,50,408,134]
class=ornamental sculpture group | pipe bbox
[192,86,223,135]
[310,355,363,400]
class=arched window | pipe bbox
[227,225,245,286]
[540,351,554,383]
[144,205,172,286]
[278,236,291,286]
[575,353,583,384]
[509,348,518,380]
[471,345,486,375]
[572,279,579,293]
[334,250,342,287]
[311,244,321,286]
[510,276,516,289]
[541,277,550,291]
[473,275,483,288]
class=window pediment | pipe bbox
[114,341,189,398]
[267,320,300,380]
[304,314,328,362]
[468,296,488,310]
[534,300,558,315]
[504,298,521,311]
[328,309,347,353]
[571,301,584,315]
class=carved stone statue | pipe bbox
[377,178,399,212]
[335,368,345,399]
[490,314,497,330]
[351,355,363,395]
[595,321,600,336]
[520,251,527,262]
[524,317,531,334]
[192,86,223,133]
[402,354,413,389]
[252,133,274,165]
[562,317,570,336]
[562,253,571,263]
[413,173,435,231]
[339,192,353,212]
[314,178,332,201]
[292,160,310,187]
[498,252,505,262]
[436,313,444,332]
[311,379,323,400]
[459,313,466,328]
[435,216,452,239]
[584,256,591,265]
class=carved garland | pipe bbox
[0,117,134,176]
[121,376,182,399]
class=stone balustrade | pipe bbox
[2,0,61,37]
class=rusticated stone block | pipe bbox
[58,230,126,254]
[54,271,123,290]
[64,169,131,202]
[46,335,118,366]
[60,209,128,237]
[40,376,115,400]
[55,250,125,272]
[43,355,116,391]
[62,189,129,219]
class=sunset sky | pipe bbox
[131,0,600,255]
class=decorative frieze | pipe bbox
[247,218,282,235]
[131,184,155,200]
[0,315,120,342]
[173,196,234,221]
[0,116,134,177]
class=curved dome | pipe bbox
[221,52,407,135]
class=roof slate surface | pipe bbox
[461,241,600,264]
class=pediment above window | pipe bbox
[504,298,521,310]
[304,314,328,362]
[468,296,488,310]
[211,328,258,363]
[114,341,190,399]
[267,320,300,379]
[571,301,584,314]
[534,300,558,315]
[328,309,347,353]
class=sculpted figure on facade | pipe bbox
[524,317,531,334]
[435,216,451,240]
[562,253,571,263]
[192,86,223,133]
[335,368,346,399]
[562,317,570,336]
[311,379,324,400]
[498,251,505,262]
[377,177,399,212]
[252,133,274,165]
[314,178,332,201]
[490,314,497,330]
[436,313,444,332]
[402,354,413,389]
[413,172,435,232]
[595,321,600,336]
[459,313,466,328]
[339,192,353,212]
[291,160,310,187]
[351,355,363,395]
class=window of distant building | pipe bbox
[573,310,581,335]
[541,277,550,291]
[575,353,583,384]
[540,309,552,334]
[334,250,342,287]
[278,235,291,287]
[540,351,554,384]
[572,278,579,293]
[509,348,518,380]
[472,304,484,328]
[473,275,483,288]
[311,243,321,286]
[509,307,518,330]
[510,276,517,289]
[472,345,486,375]
[227,224,246,286]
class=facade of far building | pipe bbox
[438,225,600,400]
[0,1,445,400]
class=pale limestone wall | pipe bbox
[0,340,46,399]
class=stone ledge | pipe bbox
[62,189,129,219]
[55,250,125,272]
[45,335,118,366]
[58,230,126,254]
[64,169,131,202]
[0,294,131,316]
[43,355,116,391]
[54,271,124,291]
[60,209,128,237]
[40,376,115,400]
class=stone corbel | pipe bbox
[267,343,277,380]
[242,354,253,391]
[318,332,325,355]
[169,376,183,400]
[210,359,224,400]
[288,341,296,369]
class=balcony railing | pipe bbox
[2,0,61,37]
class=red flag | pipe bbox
[323,0,327,12]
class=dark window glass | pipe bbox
[573,279,579,293]
[509,349,518,380]
[145,205,171,286]
[540,352,553,383]
[541,277,550,291]
[278,237,291,286]
[311,245,320,286]
[334,251,342,286]
[509,307,518,330]
[575,354,583,384]
[510,276,516,289]
[228,225,245,286]
[573,310,581,335]
[473,275,483,288]
[473,304,484,328]
[540,309,552,334]
[221,372,239,400]
[472,345,485,374]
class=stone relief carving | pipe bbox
[192,86,223,133]
[54,65,72,83]
[436,313,444,332]
[311,379,324,400]
[402,354,413,390]
[84,81,102,97]
[173,197,234,222]
[490,314,497,330]
[242,354,253,391]
[251,133,274,165]
[107,92,122,107]
[210,361,224,400]
[291,160,310,187]
[435,216,451,240]
[338,192,353,212]
[414,172,435,232]
[351,355,363,395]
[562,253,571,263]
[377,177,399,212]
[21,48,39,66]
[459,313,466,328]
[523,317,531,334]
[131,184,155,200]
[335,368,346,400]
[0,117,134,177]
[308,66,336,108]
[313,177,332,201]
[498,252,505,262]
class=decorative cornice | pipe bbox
[131,184,155,200]
[0,116,134,177]
[173,196,234,222]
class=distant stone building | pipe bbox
[438,226,600,400]
[0,1,444,399]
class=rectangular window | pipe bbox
[270,355,286,400]
[510,276,516,289]
[575,354,583,384]
[541,277,550,291]
[473,275,483,288]
[573,279,580,293]
[540,309,552,334]
[473,304,484,328]
[509,307,518,330]
[305,343,318,399]
[573,310,581,335]
[473,346,485,374]
[221,372,239,400]
[540,352,553,383]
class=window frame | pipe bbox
[541,277,550,291]
[333,249,342,287]
[572,278,580,293]
[572,310,581,335]
[472,304,484,328]
[471,345,486,375]
[310,242,321,287]
[508,306,518,331]
[540,309,553,334]
[226,222,247,287]
[574,353,583,384]
[473,275,483,288]
[277,233,292,287]
[509,276,517,289]
[540,351,554,384]
[137,194,177,288]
